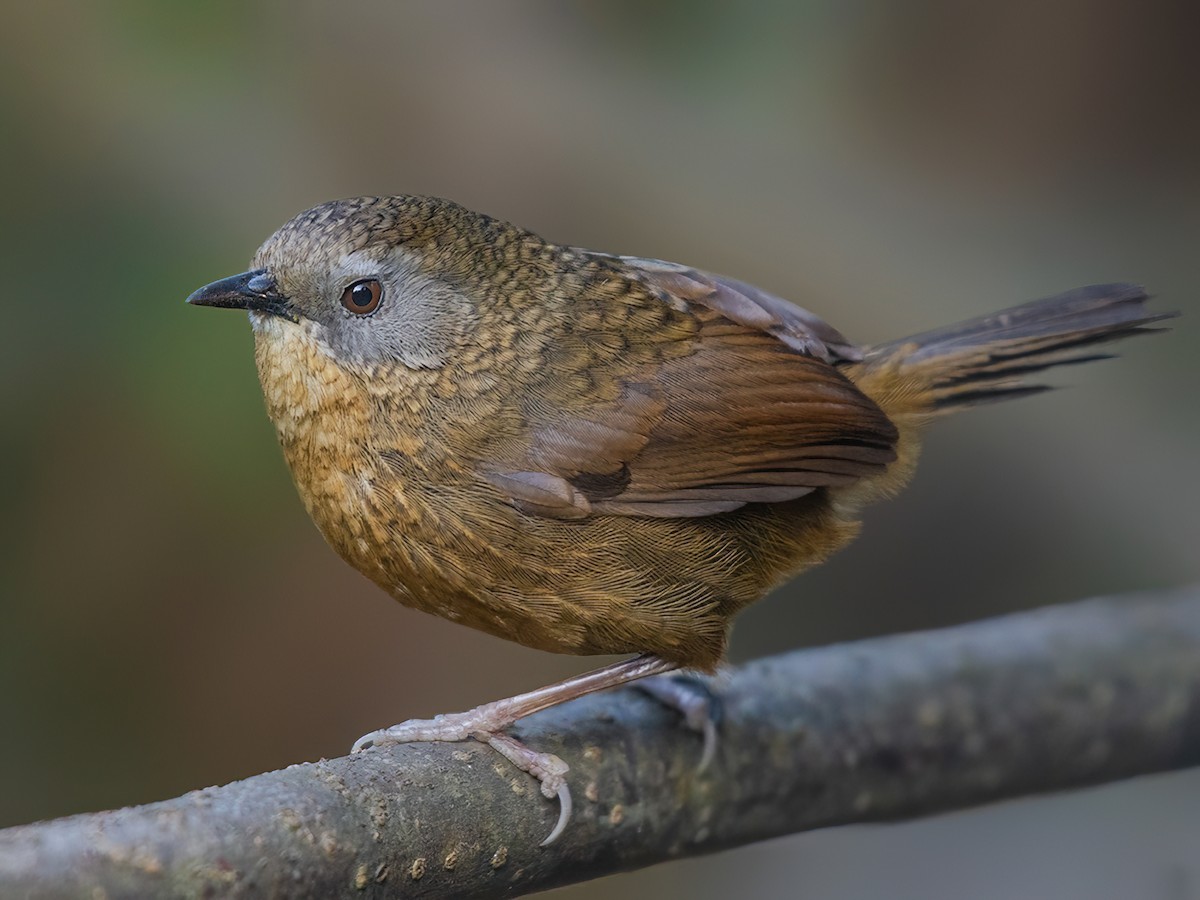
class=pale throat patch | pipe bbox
[250,312,348,428]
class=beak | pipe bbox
[186,269,296,320]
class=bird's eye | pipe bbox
[340,279,383,315]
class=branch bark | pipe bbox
[3,586,1199,898]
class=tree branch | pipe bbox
[3,586,1199,898]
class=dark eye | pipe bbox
[340,279,383,315]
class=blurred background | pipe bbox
[1,2,1197,898]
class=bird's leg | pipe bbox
[352,653,677,748]
[351,653,678,845]
[635,673,723,771]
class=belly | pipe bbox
[298,453,857,669]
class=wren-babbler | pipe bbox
[189,195,1171,843]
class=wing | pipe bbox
[481,255,898,519]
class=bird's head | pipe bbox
[187,195,518,371]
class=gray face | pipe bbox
[253,243,476,370]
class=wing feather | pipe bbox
[481,255,897,519]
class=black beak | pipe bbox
[186,270,296,320]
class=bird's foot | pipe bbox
[351,654,677,846]
[481,731,572,845]
[352,706,572,845]
[635,673,722,771]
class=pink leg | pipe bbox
[352,654,677,844]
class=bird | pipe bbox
[187,194,1172,844]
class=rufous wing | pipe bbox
[482,256,899,520]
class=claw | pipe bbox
[698,716,718,772]
[541,782,572,846]
[636,674,722,771]
[482,731,573,846]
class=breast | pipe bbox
[248,315,507,621]
[251,315,385,565]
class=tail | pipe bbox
[850,283,1175,417]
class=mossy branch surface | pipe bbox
[3,586,1199,898]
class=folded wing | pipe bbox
[482,255,898,519]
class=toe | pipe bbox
[482,732,574,845]
[636,674,722,771]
